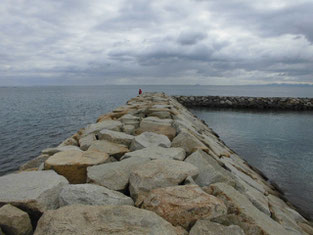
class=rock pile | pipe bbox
[1,92,312,234]
[174,95,313,110]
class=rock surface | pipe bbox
[88,140,129,160]
[59,184,134,207]
[0,204,33,235]
[41,145,82,156]
[206,183,293,235]
[34,205,177,235]
[98,129,134,146]
[130,132,171,151]
[19,154,50,171]
[171,130,208,154]
[121,146,186,161]
[129,159,199,204]
[142,185,227,229]
[87,157,151,191]
[83,120,122,135]
[185,150,236,187]
[0,171,68,221]
[78,134,96,151]
[189,220,245,235]
[45,150,109,183]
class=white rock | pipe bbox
[130,132,171,151]
[98,129,134,146]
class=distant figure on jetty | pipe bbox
[139,88,142,95]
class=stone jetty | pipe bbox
[174,95,313,110]
[0,92,312,234]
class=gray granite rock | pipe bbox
[34,205,177,235]
[129,159,199,204]
[19,154,50,171]
[171,130,208,154]
[41,145,82,156]
[130,132,171,151]
[78,134,96,151]
[59,184,134,207]
[98,129,134,146]
[121,146,186,161]
[87,157,151,191]
[0,204,33,235]
[84,120,122,135]
[189,220,245,235]
[184,150,236,187]
[88,140,129,160]
[206,183,293,235]
[0,171,68,219]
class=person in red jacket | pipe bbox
[139,88,142,95]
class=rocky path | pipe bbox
[0,92,312,234]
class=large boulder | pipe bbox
[19,154,50,171]
[171,131,209,155]
[142,185,227,229]
[0,171,68,222]
[45,150,109,184]
[121,146,186,161]
[98,129,134,146]
[88,140,129,160]
[78,134,96,151]
[41,145,82,156]
[119,114,140,128]
[129,159,199,204]
[135,117,176,140]
[34,205,177,235]
[206,183,292,235]
[184,150,236,187]
[87,157,151,191]
[130,132,171,151]
[83,120,122,135]
[0,204,33,235]
[59,184,134,207]
[189,220,245,235]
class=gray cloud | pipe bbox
[0,0,313,85]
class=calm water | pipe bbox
[0,85,312,218]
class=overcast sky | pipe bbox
[1,0,313,86]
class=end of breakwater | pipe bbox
[174,95,313,110]
[0,92,312,234]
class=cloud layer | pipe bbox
[1,0,313,85]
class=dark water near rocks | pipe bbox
[0,85,312,218]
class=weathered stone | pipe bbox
[129,159,199,204]
[34,205,177,235]
[171,130,209,154]
[121,146,186,161]
[135,125,177,140]
[87,157,151,191]
[98,129,134,146]
[142,185,227,229]
[0,171,68,222]
[88,140,129,160]
[59,184,134,207]
[41,145,82,156]
[130,132,171,151]
[78,134,96,151]
[123,124,135,134]
[268,194,308,234]
[0,204,33,235]
[119,114,140,128]
[140,116,173,128]
[185,150,236,187]
[19,154,50,171]
[174,226,188,235]
[189,220,245,235]
[84,120,122,135]
[45,150,109,184]
[150,111,172,119]
[58,136,78,147]
[206,183,292,235]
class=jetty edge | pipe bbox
[174,95,313,110]
[0,93,312,234]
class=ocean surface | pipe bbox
[0,85,312,219]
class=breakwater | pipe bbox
[174,95,313,110]
[0,92,312,234]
